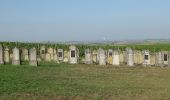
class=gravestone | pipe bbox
[0,45,4,64]
[113,50,120,66]
[47,48,54,61]
[85,49,92,64]
[63,50,69,62]
[12,47,20,65]
[92,50,98,63]
[142,50,150,66]
[107,49,113,65]
[40,46,46,60]
[119,51,124,64]
[134,50,143,65]
[29,48,37,66]
[58,49,64,62]
[21,48,29,61]
[126,48,134,66]
[98,48,106,65]
[156,52,163,67]
[4,47,10,63]
[150,52,156,66]
[162,51,169,66]
[69,45,78,64]
[123,51,127,64]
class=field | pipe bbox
[1,64,170,100]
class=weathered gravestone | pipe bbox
[53,49,58,63]
[156,52,162,67]
[156,51,169,67]
[45,48,54,61]
[12,47,20,65]
[85,49,92,64]
[58,49,64,62]
[134,50,143,65]
[4,47,10,63]
[69,45,78,64]
[107,49,113,65]
[142,50,150,66]
[150,52,156,66]
[92,50,98,63]
[40,46,46,60]
[0,45,4,64]
[126,48,134,66]
[21,48,29,61]
[119,51,124,64]
[113,50,120,66]
[162,51,169,66]
[63,50,69,62]
[29,48,37,66]
[98,48,106,65]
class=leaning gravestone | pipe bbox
[0,45,4,64]
[126,48,134,66]
[113,50,120,66]
[85,49,92,64]
[69,45,78,64]
[29,48,37,66]
[98,48,106,65]
[12,47,20,65]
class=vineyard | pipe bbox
[1,41,170,57]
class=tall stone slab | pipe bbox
[98,48,106,65]
[156,52,163,67]
[162,51,169,66]
[113,50,120,66]
[40,46,46,60]
[150,52,156,66]
[134,50,143,65]
[12,47,20,65]
[29,48,37,66]
[21,48,29,61]
[45,48,54,61]
[126,48,134,66]
[4,47,10,63]
[119,51,124,64]
[142,50,150,66]
[63,50,69,62]
[69,45,78,64]
[58,49,64,62]
[92,50,98,63]
[0,45,4,64]
[85,49,92,64]
[107,49,113,65]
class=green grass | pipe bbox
[1,64,170,100]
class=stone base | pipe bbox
[85,61,93,64]
[29,61,37,66]
[12,60,20,65]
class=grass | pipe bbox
[1,64,170,100]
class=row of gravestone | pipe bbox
[0,45,170,67]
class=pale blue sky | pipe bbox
[0,0,170,42]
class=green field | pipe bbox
[1,64,170,100]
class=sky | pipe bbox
[0,0,170,42]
